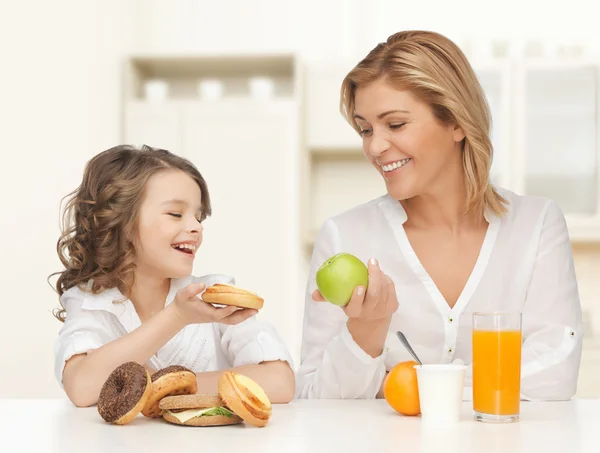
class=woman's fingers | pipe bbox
[384,274,398,314]
[362,258,382,313]
[312,289,327,302]
[343,285,367,318]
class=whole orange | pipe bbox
[383,360,421,416]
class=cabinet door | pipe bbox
[519,64,599,216]
[123,102,181,151]
[475,65,511,189]
[305,61,362,150]
[181,100,302,355]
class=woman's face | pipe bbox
[353,78,465,201]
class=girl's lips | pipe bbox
[172,247,195,258]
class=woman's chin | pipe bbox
[386,182,417,201]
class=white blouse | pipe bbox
[54,274,293,387]
[296,188,583,401]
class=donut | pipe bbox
[97,362,152,424]
[141,365,198,418]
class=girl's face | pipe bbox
[134,169,205,279]
[353,78,465,201]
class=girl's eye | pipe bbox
[358,128,372,137]
[168,213,182,218]
[390,123,405,130]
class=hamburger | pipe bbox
[159,395,243,426]
[201,284,264,310]
[160,371,272,427]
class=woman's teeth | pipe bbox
[382,158,411,172]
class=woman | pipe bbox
[296,30,583,401]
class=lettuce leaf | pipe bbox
[200,407,234,417]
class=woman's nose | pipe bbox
[367,132,390,157]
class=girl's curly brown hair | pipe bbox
[50,144,211,322]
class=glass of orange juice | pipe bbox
[472,312,522,423]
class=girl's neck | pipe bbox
[127,270,171,323]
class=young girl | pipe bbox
[52,145,295,407]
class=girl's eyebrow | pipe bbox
[162,199,188,206]
[162,199,203,212]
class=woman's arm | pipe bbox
[519,200,583,401]
[296,220,390,399]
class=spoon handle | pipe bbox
[396,331,423,366]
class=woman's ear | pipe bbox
[452,124,466,143]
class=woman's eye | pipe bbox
[168,213,182,218]
[389,123,405,130]
[358,128,372,137]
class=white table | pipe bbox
[0,399,599,453]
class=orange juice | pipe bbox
[472,329,521,415]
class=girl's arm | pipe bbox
[62,283,256,407]
[195,360,295,403]
[62,302,184,407]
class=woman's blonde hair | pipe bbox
[50,145,211,322]
[340,30,507,216]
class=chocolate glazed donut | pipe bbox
[97,362,152,424]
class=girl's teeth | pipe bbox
[172,244,196,252]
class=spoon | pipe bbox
[396,331,423,366]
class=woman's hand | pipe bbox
[171,283,258,326]
[312,258,398,320]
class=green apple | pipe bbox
[316,253,369,306]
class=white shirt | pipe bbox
[296,188,583,401]
[54,274,293,386]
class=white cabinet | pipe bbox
[305,61,363,150]
[474,63,512,189]
[122,55,304,362]
[124,101,181,151]
[180,100,302,341]
[303,59,600,244]
[517,63,599,215]
[513,61,600,240]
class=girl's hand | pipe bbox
[312,258,398,321]
[172,283,258,326]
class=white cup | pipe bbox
[414,364,467,423]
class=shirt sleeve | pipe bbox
[211,276,294,369]
[295,219,388,399]
[53,289,109,387]
[218,318,294,368]
[519,200,584,401]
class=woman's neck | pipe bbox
[401,163,484,233]
[126,269,171,323]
